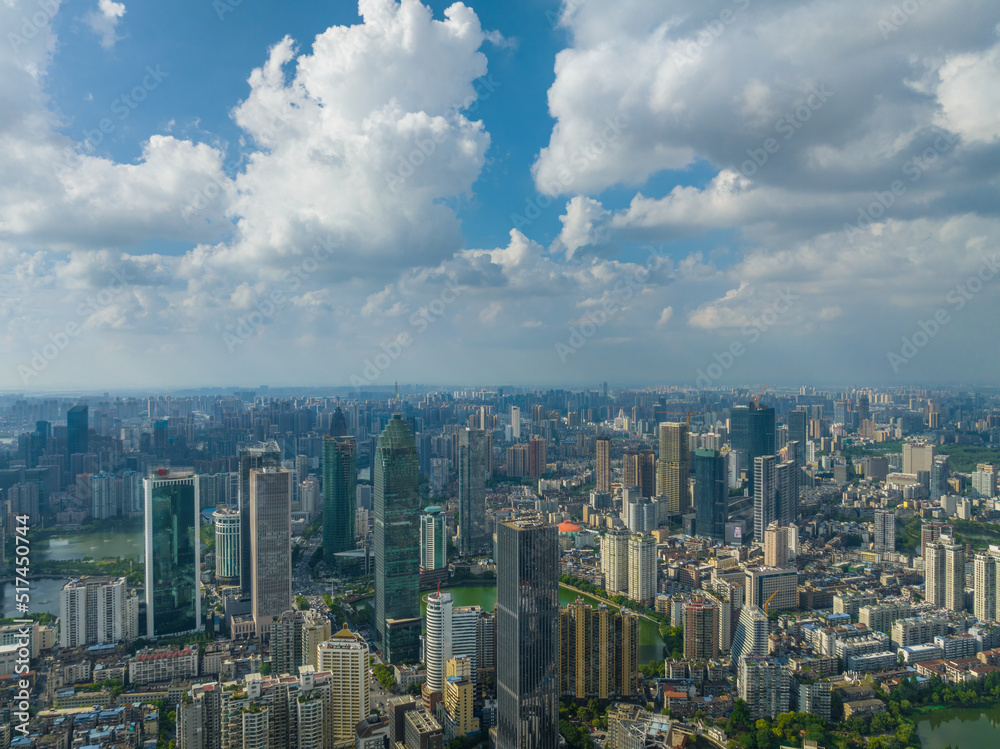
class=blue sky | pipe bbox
[3,0,1000,390]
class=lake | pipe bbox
[0,525,145,619]
[357,584,664,664]
[0,577,69,618]
[914,704,1000,749]
[34,526,144,563]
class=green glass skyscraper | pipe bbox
[374,415,421,661]
[323,435,357,567]
[144,474,202,637]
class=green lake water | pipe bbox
[913,704,1000,749]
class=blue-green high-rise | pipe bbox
[323,435,357,567]
[694,449,728,542]
[374,415,421,662]
[144,474,202,637]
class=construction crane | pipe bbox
[753,382,770,409]
[763,588,779,616]
[686,410,698,428]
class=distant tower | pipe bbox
[658,422,689,515]
[330,406,349,437]
[374,415,421,662]
[214,507,241,584]
[495,515,559,749]
[595,437,611,494]
[510,406,520,440]
[66,404,88,470]
[458,429,487,555]
[420,507,447,571]
[323,436,357,567]
[874,509,896,553]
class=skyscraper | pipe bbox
[528,438,547,478]
[250,468,292,636]
[420,506,447,571]
[323,435,357,567]
[318,625,371,745]
[495,516,559,749]
[330,405,349,437]
[764,523,791,568]
[874,509,896,553]
[66,404,88,470]
[657,422,689,516]
[748,404,776,496]
[754,455,777,538]
[374,415,421,662]
[786,409,807,466]
[925,541,965,612]
[638,449,656,500]
[600,527,630,595]
[510,406,520,440]
[903,443,935,476]
[424,591,454,702]
[627,533,657,605]
[731,605,769,665]
[238,441,281,598]
[214,507,241,584]
[776,459,798,525]
[558,599,638,699]
[595,437,611,494]
[458,429,487,555]
[694,448,728,542]
[144,473,202,637]
[974,552,1000,622]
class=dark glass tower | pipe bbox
[374,415,420,661]
[694,449,728,542]
[144,474,201,637]
[66,404,88,469]
[458,429,487,555]
[238,441,281,597]
[786,409,807,466]
[331,406,349,437]
[323,436,357,567]
[729,405,749,454]
[496,515,559,749]
[748,405,776,497]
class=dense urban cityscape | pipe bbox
[2,386,1000,749]
[3,0,999,746]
